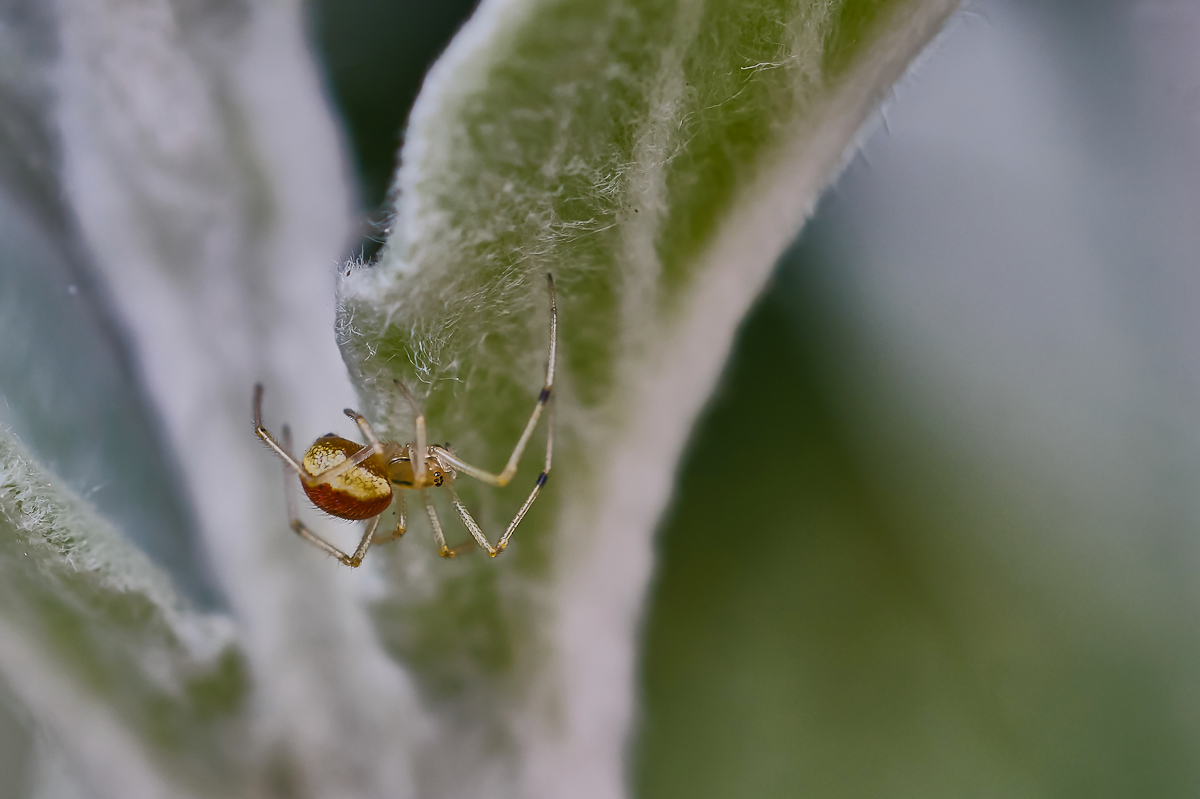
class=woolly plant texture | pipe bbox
[338,0,958,797]
[0,0,957,798]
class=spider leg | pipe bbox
[281,424,302,520]
[344,407,384,449]
[253,383,307,477]
[430,274,557,487]
[372,491,407,544]
[305,440,387,485]
[254,384,383,486]
[290,514,380,568]
[442,441,551,558]
[422,489,474,558]
[309,411,387,484]
[394,379,427,483]
[280,424,382,567]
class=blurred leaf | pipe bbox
[640,2,1200,796]
[0,0,210,603]
[0,0,426,795]
[0,430,248,797]
[312,0,483,214]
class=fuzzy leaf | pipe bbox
[338,0,959,795]
[0,430,247,797]
[0,0,427,795]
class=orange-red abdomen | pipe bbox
[300,436,392,520]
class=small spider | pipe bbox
[252,274,556,567]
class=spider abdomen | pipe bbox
[301,436,392,520]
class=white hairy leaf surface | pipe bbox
[338,1,959,796]
[0,431,243,797]
[0,0,427,796]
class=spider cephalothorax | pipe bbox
[252,275,557,568]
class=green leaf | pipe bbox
[338,0,959,792]
[0,430,248,797]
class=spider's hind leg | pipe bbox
[372,491,407,545]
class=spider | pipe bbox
[252,274,556,567]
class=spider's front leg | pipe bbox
[440,450,552,557]
[421,490,476,558]
[429,273,557,489]
[393,379,429,484]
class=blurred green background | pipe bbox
[313,0,1200,796]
